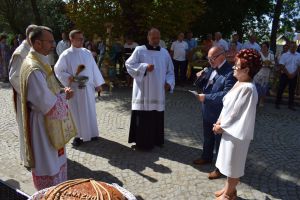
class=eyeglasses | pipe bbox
[39,39,55,44]
[232,64,248,70]
[73,38,84,41]
[207,51,224,62]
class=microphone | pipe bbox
[194,67,209,88]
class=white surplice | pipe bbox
[8,40,31,164]
[125,45,175,111]
[26,51,67,178]
[216,82,258,178]
[54,46,105,141]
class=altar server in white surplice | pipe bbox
[20,26,76,190]
[9,24,37,165]
[54,30,105,147]
[126,28,175,151]
[212,49,262,200]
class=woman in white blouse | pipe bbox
[254,42,275,107]
[212,49,262,200]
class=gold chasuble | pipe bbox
[20,51,76,168]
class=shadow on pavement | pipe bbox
[94,88,300,199]
[67,158,123,186]
[73,137,212,180]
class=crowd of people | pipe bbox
[2,23,300,200]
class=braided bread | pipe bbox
[42,179,126,200]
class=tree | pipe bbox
[270,0,283,53]
[269,0,300,52]
[30,0,42,25]
[37,0,72,39]
[0,0,33,33]
[192,0,271,40]
[65,0,205,42]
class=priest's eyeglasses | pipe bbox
[39,39,56,45]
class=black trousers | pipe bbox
[173,59,187,83]
[276,74,298,106]
[201,121,221,161]
[129,110,164,150]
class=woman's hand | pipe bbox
[213,124,224,134]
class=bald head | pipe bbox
[148,28,160,37]
[147,28,161,47]
[210,46,224,55]
[207,46,226,68]
[215,32,222,41]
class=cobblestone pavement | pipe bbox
[0,82,300,200]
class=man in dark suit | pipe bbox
[193,46,236,179]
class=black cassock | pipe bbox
[129,110,164,150]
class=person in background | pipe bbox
[275,41,300,111]
[225,42,238,66]
[0,33,10,82]
[202,33,214,57]
[185,31,198,81]
[123,37,138,59]
[242,34,261,52]
[159,39,167,49]
[229,33,242,51]
[271,43,290,95]
[10,36,20,54]
[186,31,197,51]
[124,37,138,87]
[213,49,261,200]
[85,39,98,61]
[17,34,25,45]
[213,32,228,52]
[171,32,188,86]
[9,24,38,166]
[254,42,275,107]
[56,32,70,56]
[97,36,106,68]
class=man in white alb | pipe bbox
[9,24,37,165]
[56,32,70,56]
[126,28,175,150]
[54,30,105,146]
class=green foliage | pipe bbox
[192,0,272,40]
[66,0,121,38]
[65,0,205,42]
[0,0,33,33]
[277,0,300,33]
[37,0,72,38]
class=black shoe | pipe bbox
[288,106,297,111]
[156,143,164,148]
[131,144,152,151]
[91,137,100,141]
[72,138,83,147]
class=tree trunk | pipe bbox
[270,0,283,53]
[30,0,42,25]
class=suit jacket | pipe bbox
[199,61,236,124]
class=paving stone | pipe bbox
[0,84,299,199]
